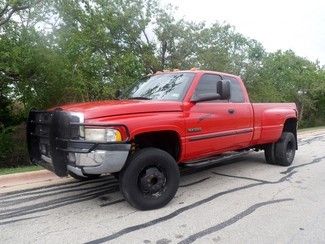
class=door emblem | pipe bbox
[188,127,202,132]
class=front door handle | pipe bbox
[228,109,235,114]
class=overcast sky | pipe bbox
[161,0,325,65]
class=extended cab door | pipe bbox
[184,74,253,161]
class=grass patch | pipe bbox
[0,165,42,175]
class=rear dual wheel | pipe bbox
[265,132,296,166]
[119,148,180,210]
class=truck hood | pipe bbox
[56,100,183,119]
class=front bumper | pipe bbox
[26,109,131,177]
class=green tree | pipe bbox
[51,0,159,99]
[248,50,325,125]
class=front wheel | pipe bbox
[119,148,180,210]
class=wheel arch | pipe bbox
[132,130,182,161]
[282,117,298,149]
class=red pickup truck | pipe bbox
[27,70,298,210]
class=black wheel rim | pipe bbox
[286,140,295,162]
[138,166,167,197]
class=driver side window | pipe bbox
[194,74,222,102]
[194,74,245,103]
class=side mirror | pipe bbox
[217,80,230,100]
[191,93,221,102]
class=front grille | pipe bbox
[27,110,82,176]
[35,112,53,157]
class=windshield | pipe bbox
[123,72,195,101]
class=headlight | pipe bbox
[85,128,122,142]
[70,112,85,138]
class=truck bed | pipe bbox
[251,103,297,145]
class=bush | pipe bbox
[0,124,31,168]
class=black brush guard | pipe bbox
[26,109,130,177]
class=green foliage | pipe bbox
[0,124,30,168]
[0,126,13,162]
[247,50,325,125]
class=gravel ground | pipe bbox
[1,129,325,244]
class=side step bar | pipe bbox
[183,150,253,168]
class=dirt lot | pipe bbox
[1,129,325,244]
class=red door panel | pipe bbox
[183,74,254,162]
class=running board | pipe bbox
[183,150,252,168]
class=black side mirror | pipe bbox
[217,80,230,100]
[191,93,221,102]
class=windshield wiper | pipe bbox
[129,96,152,100]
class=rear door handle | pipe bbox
[228,109,235,114]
